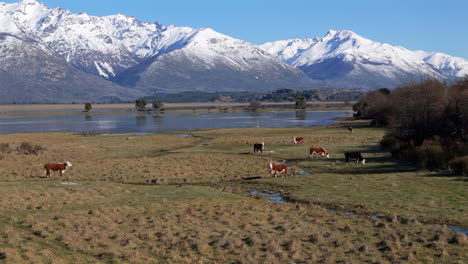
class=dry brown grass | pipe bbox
[16,198,466,264]
[0,133,199,181]
[208,134,367,146]
[67,153,270,184]
[0,123,466,263]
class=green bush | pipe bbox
[449,156,468,176]
[84,102,92,112]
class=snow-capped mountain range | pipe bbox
[0,0,467,103]
[260,30,468,88]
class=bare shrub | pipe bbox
[353,88,391,126]
[449,156,468,176]
[365,78,468,170]
[79,131,100,136]
[413,137,448,169]
[17,142,45,155]
[249,101,262,111]
[0,143,12,153]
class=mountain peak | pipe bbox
[19,0,39,4]
[324,29,361,40]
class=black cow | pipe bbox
[253,142,265,153]
[344,152,366,164]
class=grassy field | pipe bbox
[0,120,466,263]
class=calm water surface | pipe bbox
[0,110,352,134]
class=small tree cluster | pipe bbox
[249,101,262,111]
[295,96,307,109]
[152,99,164,110]
[135,99,147,111]
[352,88,392,126]
[84,102,92,112]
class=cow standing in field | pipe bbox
[293,136,304,144]
[269,161,288,178]
[309,147,330,158]
[344,152,366,164]
[253,142,265,153]
[347,126,354,133]
[44,161,72,178]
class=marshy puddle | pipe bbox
[100,132,151,136]
[249,189,287,204]
[173,133,194,137]
[60,182,79,186]
[250,189,468,236]
[297,169,311,175]
[197,138,212,146]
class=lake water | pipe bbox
[0,110,352,134]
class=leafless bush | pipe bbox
[356,78,468,170]
[79,131,100,136]
[353,88,391,126]
[449,156,468,176]
[249,101,262,111]
[16,142,46,155]
[413,138,448,169]
[0,143,12,153]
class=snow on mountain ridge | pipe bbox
[260,29,468,87]
[2,0,466,90]
[0,0,171,77]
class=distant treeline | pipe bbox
[1,88,366,105]
[144,88,366,103]
[353,79,468,174]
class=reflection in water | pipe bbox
[136,114,147,127]
[152,114,163,129]
[248,111,261,118]
[295,110,307,120]
[84,113,93,121]
[0,110,353,134]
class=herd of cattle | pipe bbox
[43,128,365,179]
[264,136,366,177]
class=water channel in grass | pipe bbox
[250,189,468,236]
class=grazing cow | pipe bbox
[44,161,72,178]
[344,152,366,164]
[293,136,304,144]
[309,147,330,158]
[347,126,354,133]
[269,161,288,178]
[253,142,265,153]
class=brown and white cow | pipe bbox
[44,161,72,178]
[309,147,330,158]
[293,136,304,144]
[269,161,288,178]
[253,142,265,153]
[347,126,354,133]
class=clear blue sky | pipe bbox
[6,0,468,59]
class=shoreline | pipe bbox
[0,105,353,118]
[0,101,353,113]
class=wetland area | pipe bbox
[0,104,466,263]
